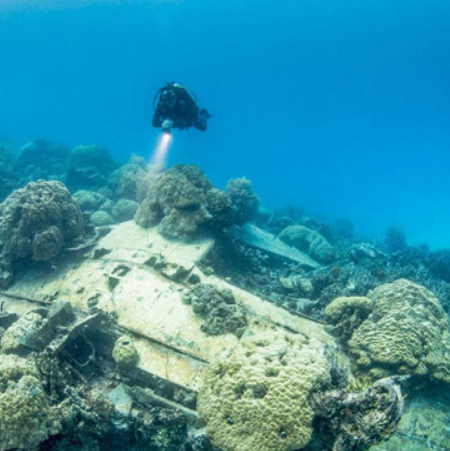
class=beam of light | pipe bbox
[148,132,173,173]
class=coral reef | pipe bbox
[427,248,450,283]
[225,177,260,225]
[384,227,407,253]
[185,284,247,336]
[135,165,235,241]
[279,225,335,264]
[197,331,333,451]
[108,154,149,201]
[327,279,450,383]
[66,145,117,190]
[16,139,69,182]
[202,205,450,324]
[0,353,40,390]
[0,180,84,287]
[73,190,107,212]
[0,144,18,201]
[0,355,61,451]
[111,198,139,222]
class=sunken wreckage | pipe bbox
[0,220,434,451]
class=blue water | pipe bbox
[0,0,449,248]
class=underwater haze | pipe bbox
[0,0,449,248]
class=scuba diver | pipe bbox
[152,82,211,134]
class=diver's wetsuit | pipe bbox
[152,82,209,132]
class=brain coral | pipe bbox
[0,355,60,451]
[197,331,332,451]
[345,279,450,382]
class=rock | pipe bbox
[279,225,335,264]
